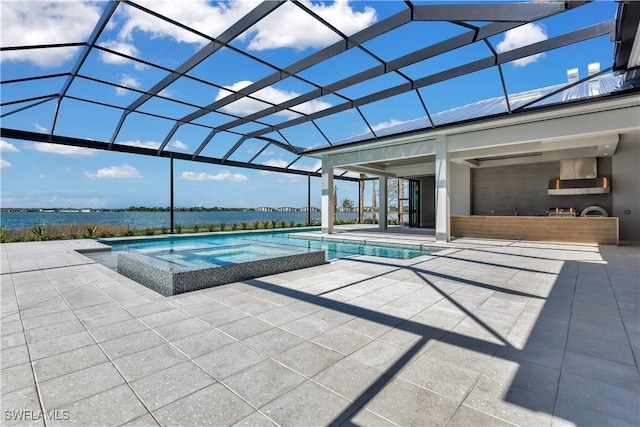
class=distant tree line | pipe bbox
[127,206,251,212]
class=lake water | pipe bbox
[0,211,368,230]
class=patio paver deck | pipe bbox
[1,229,638,426]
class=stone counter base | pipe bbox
[451,216,618,245]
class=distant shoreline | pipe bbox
[1,207,331,213]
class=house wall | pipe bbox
[471,159,613,216]
[612,132,640,242]
[450,162,471,215]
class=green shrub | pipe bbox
[31,224,48,241]
[85,224,98,238]
[175,223,183,234]
[144,228,155,236]
[193,224,200,233]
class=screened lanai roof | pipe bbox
[2,1,639,178]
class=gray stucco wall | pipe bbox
[451,162,471,215]
[471,159,613,216]
[612,133,640,242]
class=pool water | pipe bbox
[103,229,432,263]
[150,244,309,267]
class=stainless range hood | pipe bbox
[548,158,610,195]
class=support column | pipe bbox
[321,163,334,234]
[307,175,312,226]
[435,137,450,242]
[379,176,387,230]
[170,155,175,234]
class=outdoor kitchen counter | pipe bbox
[451,215,619,245]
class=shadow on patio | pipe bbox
[237,242,639,426]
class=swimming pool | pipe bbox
[98,230,438,296]
[102,229,431,262]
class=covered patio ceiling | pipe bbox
[2,1,639,180]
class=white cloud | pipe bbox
[0,159,12,168]
[180,170,248,182]
[0,1,102,67]
[259,158,289,174]
[115,74,141,96]
[23,142,96,157]
[0,140,20,152]
[299,159,322,173]
[115,0,238,45]
[118,140,161,149]
[171,140,188,150]
[158,88,175,98]
[496,23,548,67]
[84,164,142,179]
[217,80,331,117]
[98,40,145,70]
[371,119,406,132]
[33,122,48,133]
[246,0,376,51]
[103,0,375,65]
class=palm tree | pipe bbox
[358,174,366,224]
[333,184,338,224]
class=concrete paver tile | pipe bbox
[312,326,373,355]
[100,329,166,360]
[274,341,343,378]
[364,378,459,426]
[0,386,41,427]
[153,383,253,426]
[39,361,124,410]
[130,361,216,410]
[27,331,94,361]
[261,381,354,426]
[217,316,273,340]
[171,329,237,359]
[224,359,306,408]
[242,328,305,357]
[113,344,188,382]
[51,384,148,427]
[195,341,268,380]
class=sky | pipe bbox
[0,0,618,209]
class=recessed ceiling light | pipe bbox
[605,145,611,148]
[603,153,609,156]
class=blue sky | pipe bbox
[0,0,617,209]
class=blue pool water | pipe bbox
[102,229,433,263]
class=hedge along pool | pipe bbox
[97,229,438,295]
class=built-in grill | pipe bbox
[548,207,577,217]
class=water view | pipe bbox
[0,211,368,230]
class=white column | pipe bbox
[379,175,387,230]
[435,137,450,242]
[321,163,334,234]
